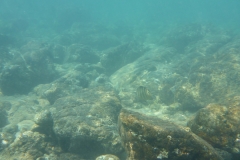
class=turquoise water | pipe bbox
[0,1,240,160]
[0,0,240,34]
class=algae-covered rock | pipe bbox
[50,85,123,159]
[0,131,60,160]
[118,109,223,160]
[188,99,240,155]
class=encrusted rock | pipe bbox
[0,131,61,160]
[50,85,123,159]
[118,109,223,160]
[188,101,240,155]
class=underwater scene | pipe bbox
[1,0,240,160]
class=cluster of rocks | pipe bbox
[0,84,124,159]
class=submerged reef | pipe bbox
[1,21,240,159]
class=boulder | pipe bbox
[118,109,223,160]
[188,98,240,155]
[50,85,123,159]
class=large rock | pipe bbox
[50,85,123,159]
[118,109,223,160]
[188,98,240,156]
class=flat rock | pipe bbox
[118,109,223,160]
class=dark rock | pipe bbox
[215,148,233,160]
[118,109,223,160]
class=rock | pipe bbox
[33,110,54,136]
[0,131,61,160]
[101,42,148,75]
[0,41,58,95]
[17,120,35,132]
[118,109,223,160]
[50,85,123,159]
[188,100,240,155]
[33,70,90,105]
[1,95,49,125]
[109,46,176,106]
